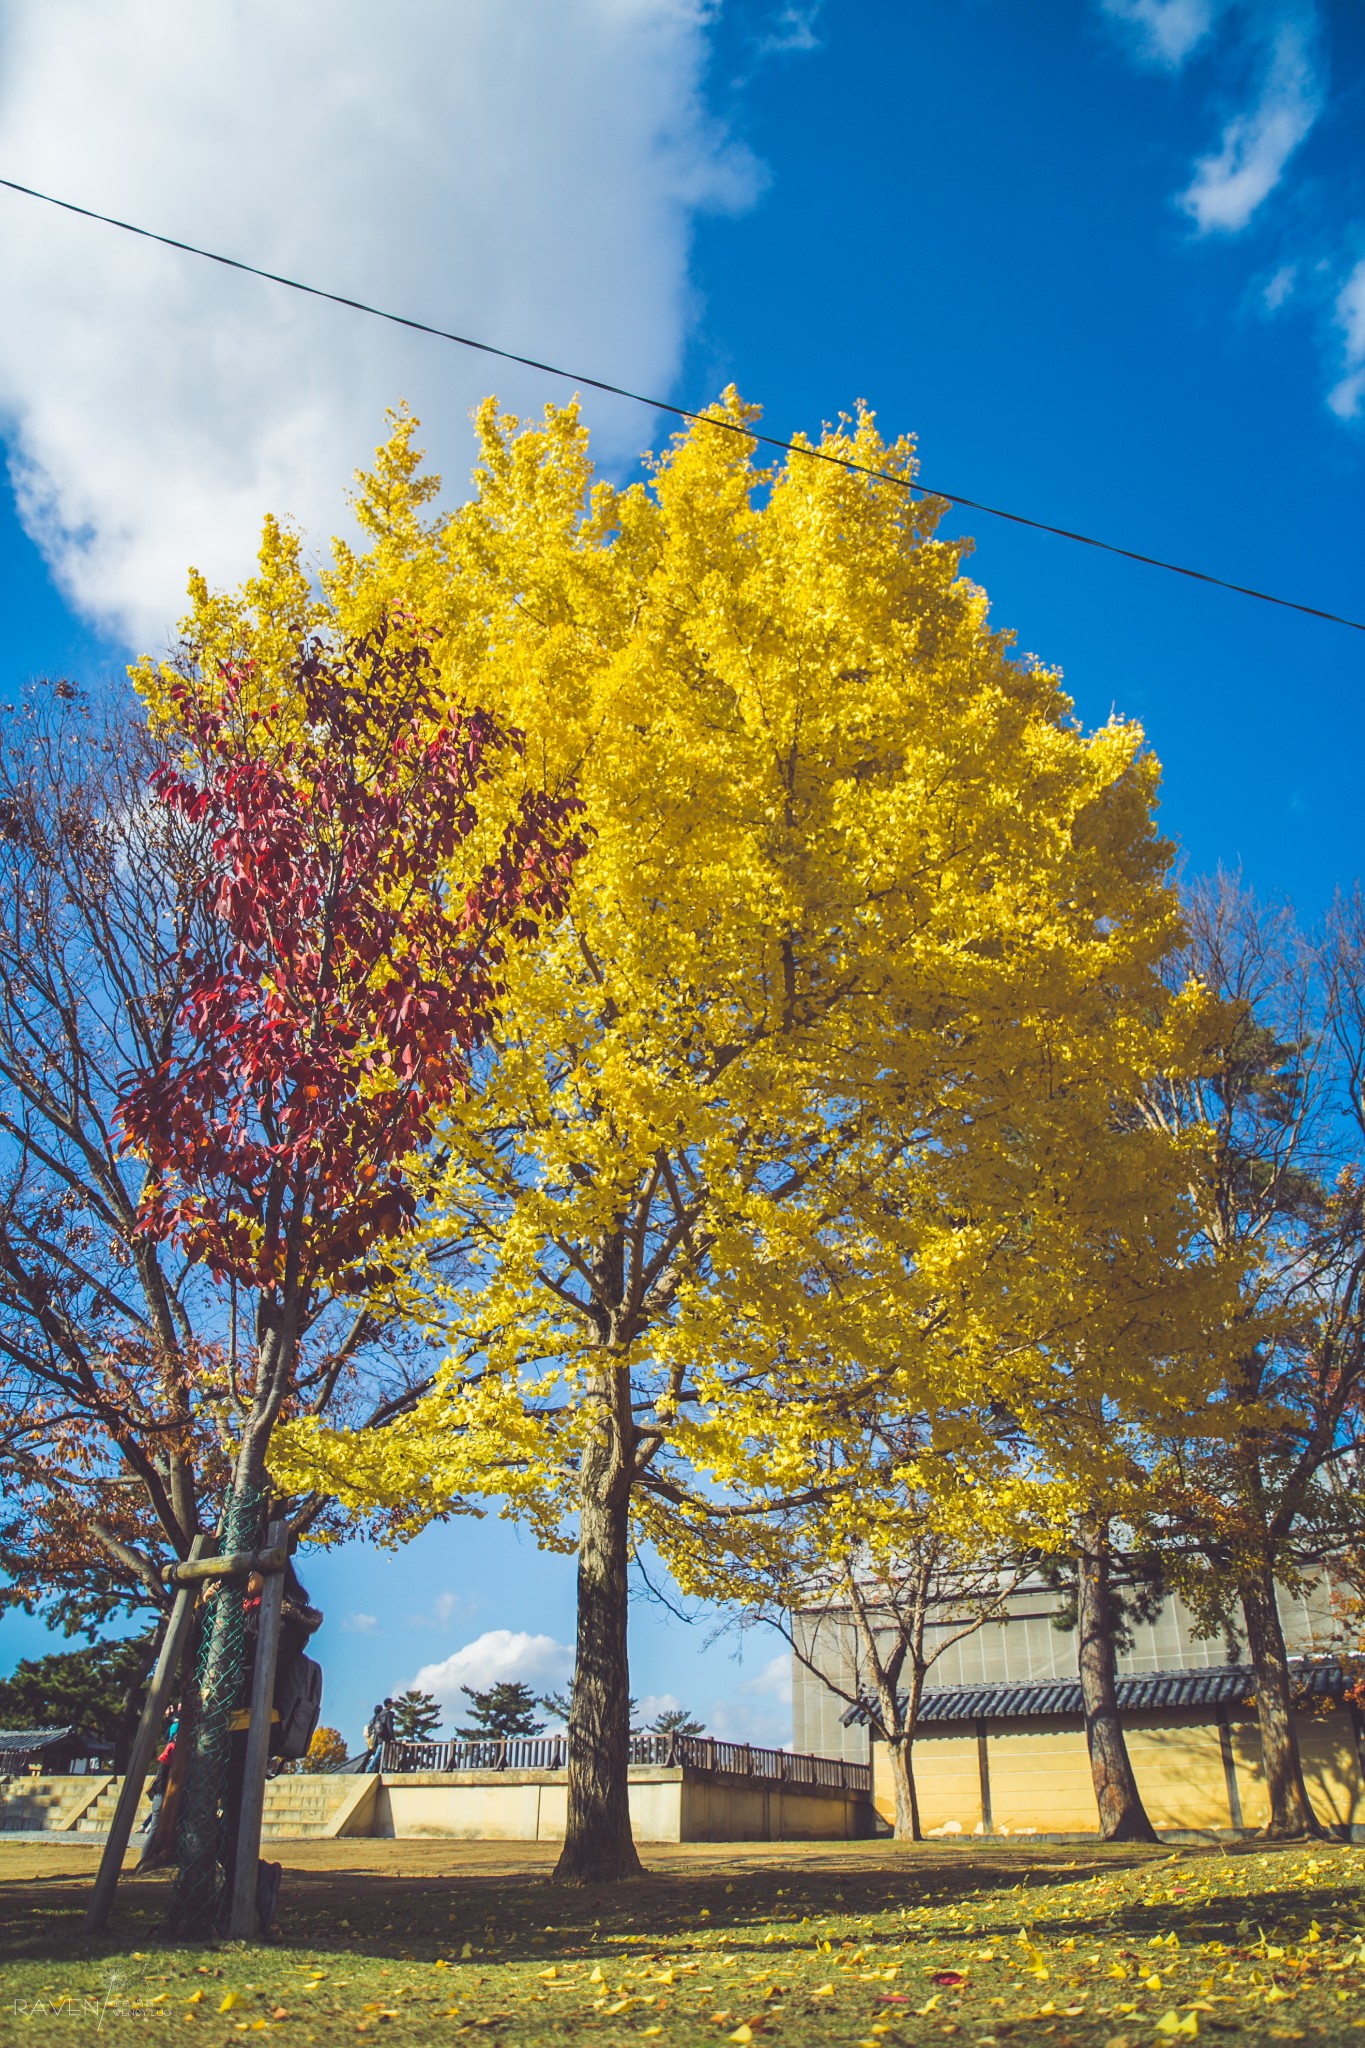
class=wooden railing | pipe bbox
[380,1730,871,1794]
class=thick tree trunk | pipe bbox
[554,1398,642,1885]
[1077,1515,1158,1843]
[1239,1560,1325,1839]
[883,1735,921,1841]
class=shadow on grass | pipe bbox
[2,1838,1342,1971]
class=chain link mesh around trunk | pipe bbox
[169,1487,263,1933]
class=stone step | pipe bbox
[0,1777,112,1831]
[0,1772,360,1837]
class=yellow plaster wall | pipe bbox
[898,1707,1363,1836]
[1298,1709,1363,1829]
[986,1721,1099,1834]
[1126,1721,1231,1831]
[876,1736,983,1834]
[1228,1709,1362,1833]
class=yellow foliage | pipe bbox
[150,396,1234,1726]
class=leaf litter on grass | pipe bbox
[3,1841,1365,2043]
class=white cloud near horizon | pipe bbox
[1327,259,1365,421]
[0,0,758,650]
[1178,15,1322,234]
[411,1628,573,1718]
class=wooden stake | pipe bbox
[84,1532,214,1934]
[227,1519,288,1940]
[162,1546,287,1586]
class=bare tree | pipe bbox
[0,683,441,1634]
[714,1409,1029,1840]
[1141,871,1365,1838]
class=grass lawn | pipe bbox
[3,1836,1364,2045]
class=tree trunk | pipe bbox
[553,1396,642,1885]
[883,1735,921,1840]
[1077,1515,1158,1843]
[1239,1560,1326,1839]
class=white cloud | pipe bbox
[0,0,759,649]
[707,1650,793,1747]
[1179,17,1321,234]
[341,1612,379,1635]
[1100,0,1225,69]
[636,1692,684,1725]
[754,5,822,58]
[411,1628,572,1714]
[1327,257,1365,420]
[1262,262,1298,311]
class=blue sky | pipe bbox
[0,0,1362,1747]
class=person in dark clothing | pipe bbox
[362,1698,396,1773]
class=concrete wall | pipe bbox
[373,1766,872,1843]
[876,1705,1365,1836]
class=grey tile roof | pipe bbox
[0,1726,83,1751]
[841,1661,1348,1727]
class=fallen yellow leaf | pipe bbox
[538,1967,559,1981]
[218,1993,240,2014]
[186,1991,204,2006]
[729,2029,752,2044]
[811,1983,835,1997]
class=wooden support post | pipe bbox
[227,1519,287,1941]
[85,1532,214,1934]
[975,1717,994,1836]
[1218,1709,1246,1831]
[163,1546,287,1586]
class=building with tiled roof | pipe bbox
[793,1577,1363,1837]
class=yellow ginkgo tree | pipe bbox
[160,395,1225,1883]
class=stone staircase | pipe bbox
[0,1770,369,1838]
[261,1773,362,1839]
[72,1779,149,1833]
[0,1776,115,1832]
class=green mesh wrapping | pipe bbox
[170,1487,263,1934]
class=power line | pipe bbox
[1,172,1362,636]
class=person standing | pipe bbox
[362,1699,396,1773]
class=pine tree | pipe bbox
[649,1706,704,1738]
[457,1682,545,1740]
[392,1689,443,1742]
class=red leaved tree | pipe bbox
[117,618,585,1512]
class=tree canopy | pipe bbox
[232,395,1224,1877]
